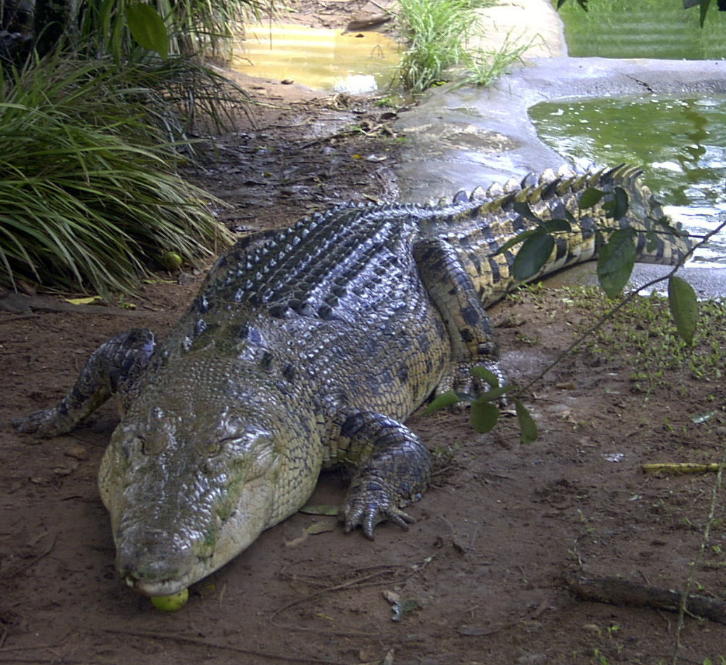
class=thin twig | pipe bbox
[272,555,435,621]
[100,628,347,665]
[671,436,726,665]
[3,534,57,579]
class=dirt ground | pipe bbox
[3,5,726,665]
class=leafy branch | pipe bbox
[426,184,724,444]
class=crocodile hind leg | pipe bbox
[331,408,432,538]
[13,328,156,437]
[413,238,505,395]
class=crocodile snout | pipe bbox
[116,528,197,597]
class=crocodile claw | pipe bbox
[340,488,416,539]
[11,408,67,438]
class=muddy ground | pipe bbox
[2,5,726,665]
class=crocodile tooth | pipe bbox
[452,190,468,204]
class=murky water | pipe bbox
[558,0,726,60]
[231,23,399,92]
[530,95,726,265]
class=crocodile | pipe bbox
[14,165,691,597]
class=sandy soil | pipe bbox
[2,4,726,665]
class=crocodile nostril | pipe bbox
[115,528,195,588]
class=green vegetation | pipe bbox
[0,53,236,295]
[575,290,726,394]
[0,0,272,294]
[394,0,527,93]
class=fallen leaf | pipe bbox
[64,296,103,306]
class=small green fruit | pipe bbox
[160,251,184,271]
[151,588,189,612]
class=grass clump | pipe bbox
[395,0,528,93]
[568,288,726,393]
[0,53,233,295]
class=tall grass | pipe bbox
[395,0,529,93]
[0,53,233,295]
[396,0,486,92]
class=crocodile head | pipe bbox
[98,359,294,597]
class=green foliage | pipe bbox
[424,368,537,443]
[669,275,699,345]
[512,230,554,282]
[558,0,725,26]
[395,0,527,93]
[0,53,232,294]
[452,34,531,89]
[126,3,170,58]
[596,227,636,297]
[395,0,481,92]
[74,0,272,61]
[580,293,724,393]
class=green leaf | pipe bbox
[472,385,508,402]
[423,390,463,414]
[299,504,339,516]
[470,400,499,433]
[515,399,538,443]
[579,187,604,209]
[542,219,572,233]
[127,3,169,59]
[512,231,554,282]
[683,0,702,7]
[668,275,698,345]
[603,186,629,219]
[470,366,500,387]
[512,201,539,222]
[493,229,541,256]
[597,227,636,298]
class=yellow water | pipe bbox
[232,23,399,93]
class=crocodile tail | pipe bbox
[440,164,693,306]
[591,164,692,266]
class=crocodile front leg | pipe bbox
[13,328,156,437]
[331,408,432,538]
[413,237,505,394]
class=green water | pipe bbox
[558,0,726,60]
[530,95,726,265]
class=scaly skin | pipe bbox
[13,165,691,596]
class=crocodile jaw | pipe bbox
[113,473,275,597]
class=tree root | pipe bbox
[563,573,726,625]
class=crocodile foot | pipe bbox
[12,407,73,438]
[340,479,418,539]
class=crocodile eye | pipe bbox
[202,440,223,457]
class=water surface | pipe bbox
[232,23,399,92]
[558,0,726,60]
[530,95,726,265]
